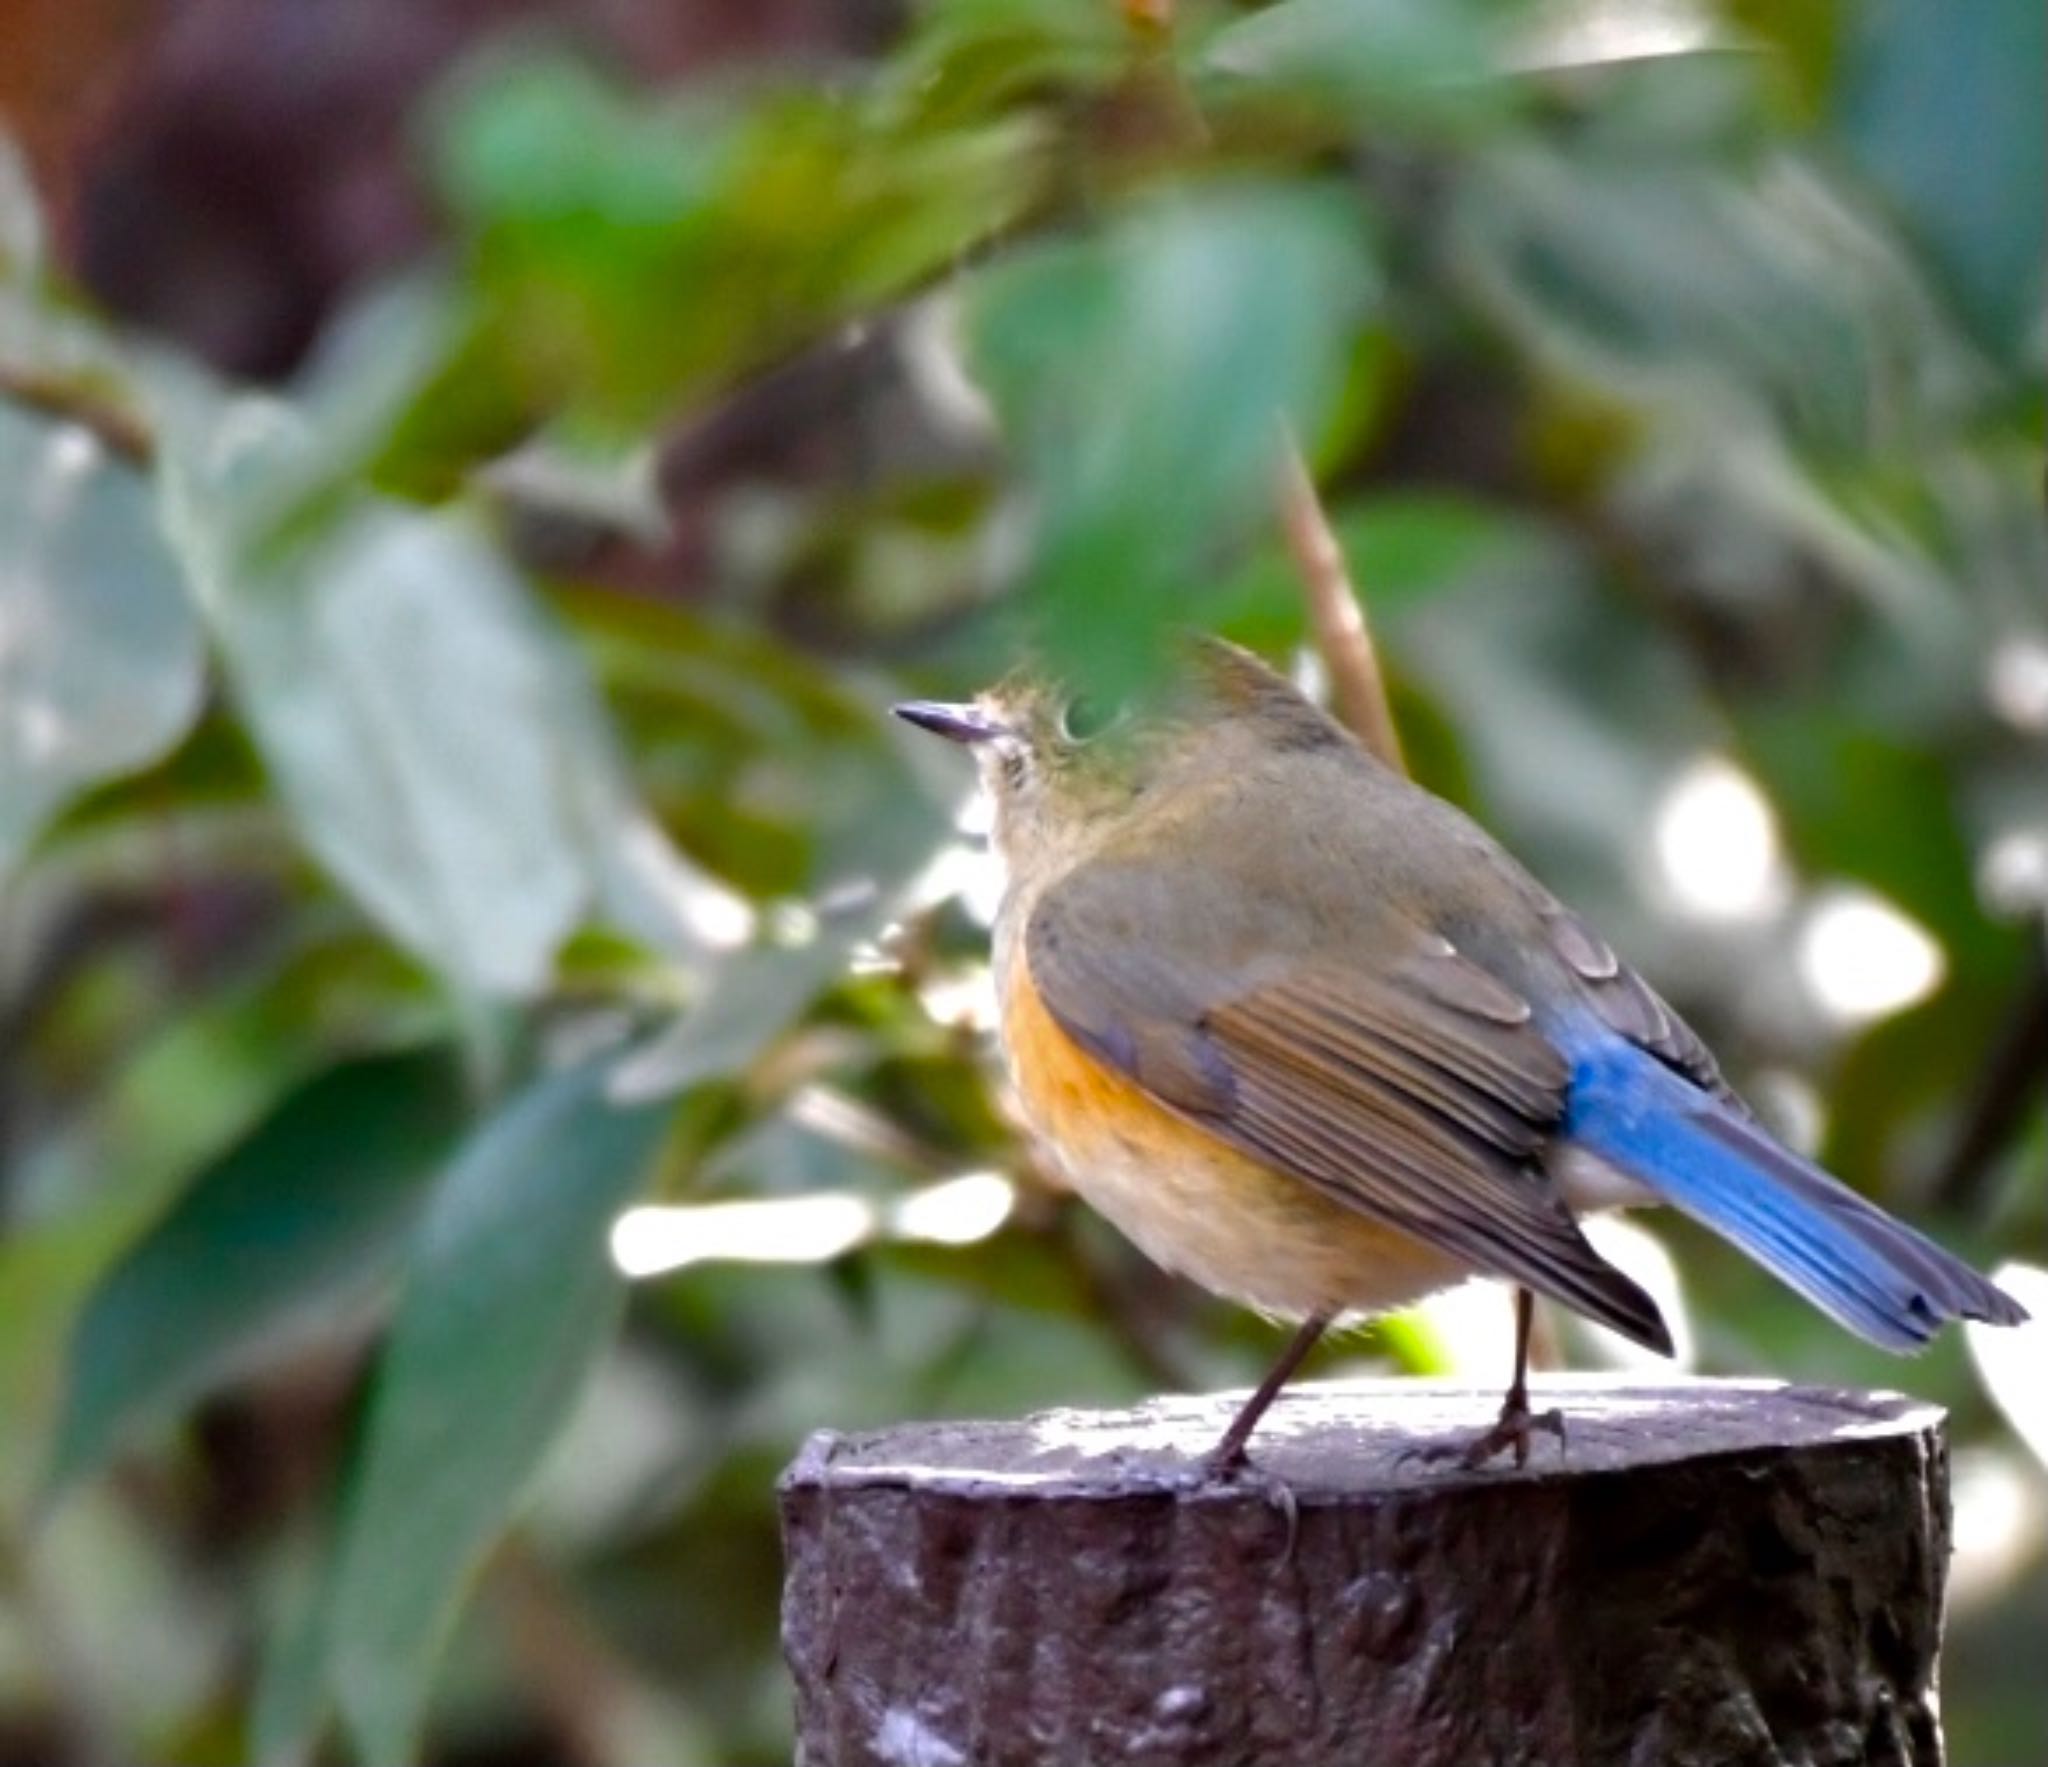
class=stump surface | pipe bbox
[780,1377,1950,1767]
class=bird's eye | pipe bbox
[999,748,1028,790]
[1058,693,1116,743]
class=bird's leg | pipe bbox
[1203,1313,1330,1478]
[1460,1287,1567,1470]
[1198,1313,1330,1556]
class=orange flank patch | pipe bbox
[1001,949,1467,1320]
[1002,951,1230,1176]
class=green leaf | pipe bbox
[1400,535,1714,892]
[0,405,205,876]
[232,510,598,998]
[252,1523,343,1767]
[155,384,732,992]
[290,272,468,488]
[431,54,1044,428]
[967,182,1377,705]
[159,410,620,997]
[1738,717,1997,982]
[1832,0,2045,356]
[885,0,1130,125]
[1202,0,1516,135]
[567,593,956,910]
[45,1049,469,1497]
[323,1058,669,1767]
[610,934,856,1104]
[1213,488,1544,637]
[1452,143,1986,459]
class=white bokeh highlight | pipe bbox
[1796,887,1946,1025]
[1653,755,1789,921]
[609,1172,1019,1280]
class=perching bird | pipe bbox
[895,638,2027,1471]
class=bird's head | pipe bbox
[893,638,1345,871]
[892,665,1145,863]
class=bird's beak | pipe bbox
[892,701,1009,745]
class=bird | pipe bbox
[893,637,2028,1473]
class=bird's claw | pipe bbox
[1197,1444,1301,1560]
[1402,1397,1568,1472]
[1460,1401,1566,1470]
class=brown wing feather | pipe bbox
[1025,879,1673,1353]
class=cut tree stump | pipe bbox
[780,1377,1951,1767]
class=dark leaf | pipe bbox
[323,1057,669,1766]
[47,1048,469,1496]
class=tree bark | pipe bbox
[780,1377,1950,1767]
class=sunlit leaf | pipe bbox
[46,1048,469,1497]
[157,398,661,997]
[324,1057,670,1767]
[967,182,1376,704]
[228,511,596,996]
[0,406,205,876]
[0,1225,115,1521]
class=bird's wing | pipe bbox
[1537,902,1738,1106]
[1025,861,1673,1352]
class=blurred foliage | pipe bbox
[1,1,2044,1763]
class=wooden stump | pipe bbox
[780,1377,1951,1767]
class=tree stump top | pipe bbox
[786,1375,1943,1500]
[782,1378,1951,1767]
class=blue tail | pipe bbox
[1562,1037,2027,1352]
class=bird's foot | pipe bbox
[1460,1398,1566,1470]
[1197,1442,1301,1558]
[1405,1394,1567,1472]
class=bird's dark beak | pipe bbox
[892,701,1009,745]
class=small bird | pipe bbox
[895,638,2027,1472]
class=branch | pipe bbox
[1276,436,1406,773]
[1100,0,1403,771]
[0,362,154,466]
[489,1534,650,1767]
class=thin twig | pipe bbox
[788,1081,954,1180]
[0,363,154,466]
[1099,0,1404,771]
[1276,435,1406,773]
[489,1534,651,1767]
